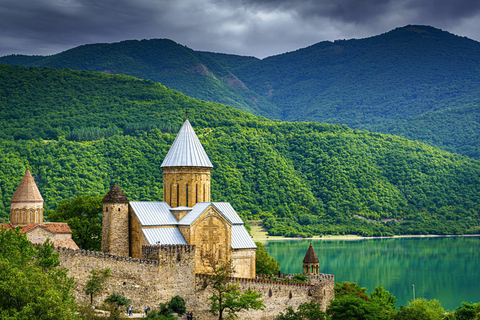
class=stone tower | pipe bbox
[161,119,213,209]
[10,168,44,225]
[303,242,320,275]
[101,183,129,256]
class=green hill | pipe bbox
[0,39,278,118]
[0,65,479,237]
[3,25,480,159]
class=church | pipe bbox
[101,119,257,278]
[1,168,79,250]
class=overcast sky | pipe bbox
[1,0,480,59]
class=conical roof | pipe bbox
[11,168,44,203]
[303,242,319,264]
[161,119,213,168]
[102,184,129,203]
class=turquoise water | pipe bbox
[260,236,480,311]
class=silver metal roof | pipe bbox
[142,227,187,245]
[130,201,178,226]
[212,202,244,225]
[231,225,257,249]
[161,119,213,168]
[178,202,211,225]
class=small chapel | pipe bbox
[1,168,79,250]
[101,119,257,278]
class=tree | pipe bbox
[334,281,370,300]
[394,298,448,320]
[0,227,77,320]
[255,241,281,275]
[454,302,480,320]
[85,268,111,305]
[48,195,103,251]
[104,293,131,307]
[198,254,265,320]
[327,294,393,320]
[275,299,326,320]
[370,286,397,312]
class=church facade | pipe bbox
[101,119,256,278]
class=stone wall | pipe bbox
[163,166,211,207]
[232,248,256,279]
[56,245,334,319]
[10,203,43,224]
[193,273,335,320]
[56,244,196,310]
[129,211,148,259]
[101,202,129,257]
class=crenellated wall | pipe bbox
[193,273,334,320]
[56,244,334,319]
[56,244,196,310]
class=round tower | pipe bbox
[161,119,213,208]
[101,184,129,256]
[10,168,44,225]
[303,242,320,275]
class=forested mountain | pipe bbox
[0,65,479,237]
[0,39,277,118]
[2,25,480,159]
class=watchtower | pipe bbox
[101,184,129,256]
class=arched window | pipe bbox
[177,184,180,207]
[186,184,189,206]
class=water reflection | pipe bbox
[260,237,480,310]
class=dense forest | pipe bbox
[0,65,479,237]
[2,25,480,159]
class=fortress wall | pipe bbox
[142,244,196,307]
[56,245,334,318]
[193,273,335,320]
[56,244,196,309]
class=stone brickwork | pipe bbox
[189,207,232,274]
[56,244,334,319]
[129,210,148,259]
[56,244,197,309]
[232,248,256,279]
[101,203,129,257]
[10,204,43,224]
[194,273,335,320]
[26,226,56,244]
[163,167,211,207]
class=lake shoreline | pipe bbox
[252,233,480,241]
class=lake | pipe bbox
[260,236,480,311]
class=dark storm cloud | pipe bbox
[1,0,480,58]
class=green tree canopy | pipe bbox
[85,268,111,305]
[0,227,76,320]
[48,195,103,251]
[255,241,281,275]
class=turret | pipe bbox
[161,119,213,209]
[101,184,129,256]
[303,242,320,275]
[10,168,44,225]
